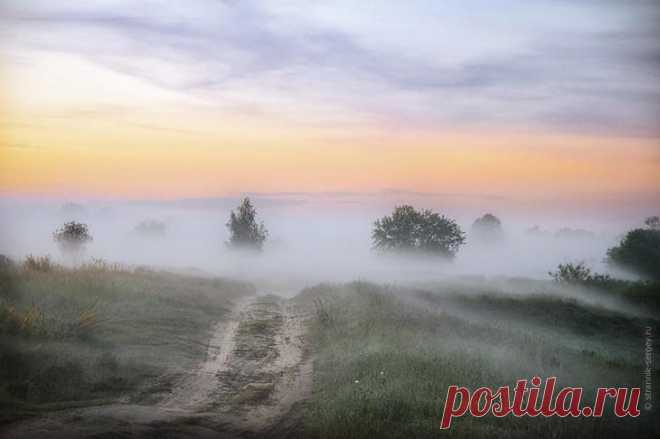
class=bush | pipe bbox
[549,262,593,284]
[606,228,660,280]
[548,261,625,289]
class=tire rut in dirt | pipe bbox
[214,296,284,410]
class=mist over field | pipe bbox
[1,1,659,437]
[1,193,650,286]
[2,167,659,439]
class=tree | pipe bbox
[53,221,93,264]
[372,205,465,258]
[226,198,268,251]
[606,228,660,280]
[471,213,503,242]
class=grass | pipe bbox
[299,280,659,439]
[1,253,657,437]
[0,255,254,423]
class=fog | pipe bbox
[0,194,652,289]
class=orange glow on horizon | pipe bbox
[2,122,659,201]
[1,49,659,201]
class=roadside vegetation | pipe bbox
[0,255,254,423]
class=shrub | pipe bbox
[548,262,630,291]
[549,262,593,284]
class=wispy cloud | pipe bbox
[1,0,659,137]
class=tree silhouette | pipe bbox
[471,213,503,242]
[372,205,465,258]
[53,221,92,264]
[606,227,660,280]
[226,198,268,251]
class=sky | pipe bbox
[1,0,659,205]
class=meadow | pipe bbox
[298,280,659,438]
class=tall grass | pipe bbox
[22,255,57,273]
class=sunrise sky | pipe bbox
[1,0,659,203]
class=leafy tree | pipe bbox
[606,228,660,280]
[53,221,93,264]
[372,205,465,258]
[226,197,268,251]
[471,213,503,242]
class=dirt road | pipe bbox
[2,294,313,438]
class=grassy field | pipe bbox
[0,256,254,423]
[2,254,658,438]
[298,280,659,439]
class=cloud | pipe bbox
[1,0,659,137]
